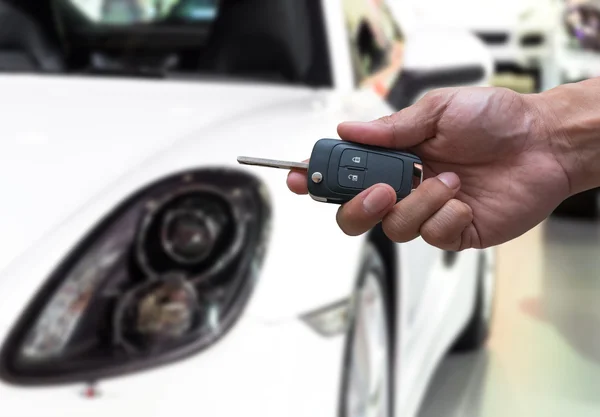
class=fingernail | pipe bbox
[437,172,460,190]
[363,186,394,214]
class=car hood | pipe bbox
[0,75,365,330]
[0,75,312,271]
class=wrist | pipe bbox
[531,81,600,196]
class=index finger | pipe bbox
[336,88,458,149]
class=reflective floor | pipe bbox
[419,217,600,417]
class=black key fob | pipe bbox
[307,139,423,205]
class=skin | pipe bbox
[287,79,600,250]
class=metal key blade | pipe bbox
[237,156,309,171]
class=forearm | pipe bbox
[533,78,600,195]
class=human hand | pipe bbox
[287,87,571,250]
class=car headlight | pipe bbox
[0,169,271,385]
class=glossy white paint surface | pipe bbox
[0,2,495,416]
[403,30,494,76]
[0,317,345,417]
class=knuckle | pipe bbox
[377,114,396,125]
[420,179,439,198]
[419,177,452,200]
[450,199,474,221]
[422,90,440,102]
[375,114,401,145]
[420,200,472,245]
[421,88,460,119]
[422,89,449,107]
[420,223,452,246]
[382,211,416,242]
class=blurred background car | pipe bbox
[400,0,562,92]
[0,0,496,417]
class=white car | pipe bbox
[0,0,496,416]
[403,0,562,91]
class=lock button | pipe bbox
[340,149,367,169]
[338,168,365,189]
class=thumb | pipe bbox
[337,88,459,149]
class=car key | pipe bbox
[237,138,423,205]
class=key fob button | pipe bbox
[340,149,368,168]
[338,168,366,189]
[364,154,404,191]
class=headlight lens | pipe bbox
[117,274,201,350]
[161,209,220,264]
[136,189,242,278]
[0,169,271,384]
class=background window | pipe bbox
[343,0,405,97]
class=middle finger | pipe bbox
[382,172,461,243]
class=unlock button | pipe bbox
[338,168,365,189]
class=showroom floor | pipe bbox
[419,217,600,417]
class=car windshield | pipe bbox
[0,0,332,87]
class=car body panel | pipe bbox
[0,74,483,417]
[0,75,313,272]
[0,0,495,416]
[402,29,494,75]
[0,75,365,325]
[323,0,356,92]
[0,317,344,417]
[397,248,480,417]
